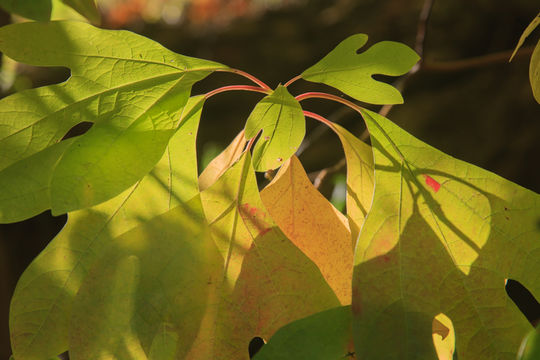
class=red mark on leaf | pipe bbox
[239,203,272,237]
[424,175,440,192]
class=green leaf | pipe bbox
[70,255,147,359]
[0,21,226,215]
[69,196,219,360]
[60,0,100,24]
[253,306,353,360]
[301,34,419,105]
[352,109,540,359]
[510,12,540,61]
[0,138,74,223]
[0,0,52,21]
[196,151,340,359]
[518,327,540,360]
[331,123,374,244]
[8,97,203,360]
[244,85,305,171]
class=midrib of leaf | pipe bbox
[0,71,187,146]
[68,52,224,73]
[304,62,379,77]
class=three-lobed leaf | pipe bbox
[301,34,419,105]
[352,109,540,359]
[8,96,205,360]
[244,85,305,171]
[0,21,226,216]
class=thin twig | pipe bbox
[422,45,535,72]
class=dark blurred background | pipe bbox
[1,0,539,357]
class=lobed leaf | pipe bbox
[260,155,353,304]
[244,85,305,171]
[0,21,226,216]
[351,109,540,359]
[301,34,419,105]
[8,96,204,360]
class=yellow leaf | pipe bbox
[199,130,246,191]
[261,155,353,304]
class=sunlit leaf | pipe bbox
[60,0,100,24]
[253,306,353,360]
[260,155,353,304]
[352,109,540,359]
[8,97,204,360]
[244,85,305,171]
[0,21,226,215]
[0,138,74,223]
[199,130,246,191]
[193,152,340,359]
[301,34,419,104]
[331,123,374,244]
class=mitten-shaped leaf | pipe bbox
[9,96,204,360]
[254,306,353,360]
[301,34,419,104]
[244,85,305,171]
[0,21,225,215]
[352,109,540,359]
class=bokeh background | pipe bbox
[1,0,539,357]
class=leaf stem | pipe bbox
[296,92,363,113]
[302,110,335,127]
[204,85,271,100]
[284,75,302,87]
[219,68,272,90]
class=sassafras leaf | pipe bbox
[352,109,540,359]
[0,21,226,215]
[195,152,340,359]
[8,96,204,360]
[260,155,353,304]
[301,34,419,105]
[244,85,305,171]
